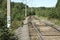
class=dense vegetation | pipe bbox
[0,0,18,40]
[11,2,28,30]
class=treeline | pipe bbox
[34,8,59,19]
[11,2,27,21]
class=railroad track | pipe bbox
[28,16,60,40]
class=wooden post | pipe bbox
[7,0,11,28]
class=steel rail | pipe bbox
[31,21,45,40]
[32,16,60,32]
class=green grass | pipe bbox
[38,16,48,20]
[39,16,60,26]
[11,20,23,31]
[48,18,60,26]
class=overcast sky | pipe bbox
[11,0,57,7]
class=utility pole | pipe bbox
[7,0,11,28]
[25,0,27,17]
[31,0,33,12]
[25,0,30,17]
[25,5,27,17]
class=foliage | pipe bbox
[11,2,27,29]
[0,15,18,40]
[11,2,26,21]
[0,0,18,40]
[48,11,59,19]
[27,11,35,16]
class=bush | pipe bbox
[0,18,18,40]
[27,11,35,16]
[48,11,59,19]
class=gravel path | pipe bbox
[15,17,30,40]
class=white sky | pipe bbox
[11,0,57,7]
